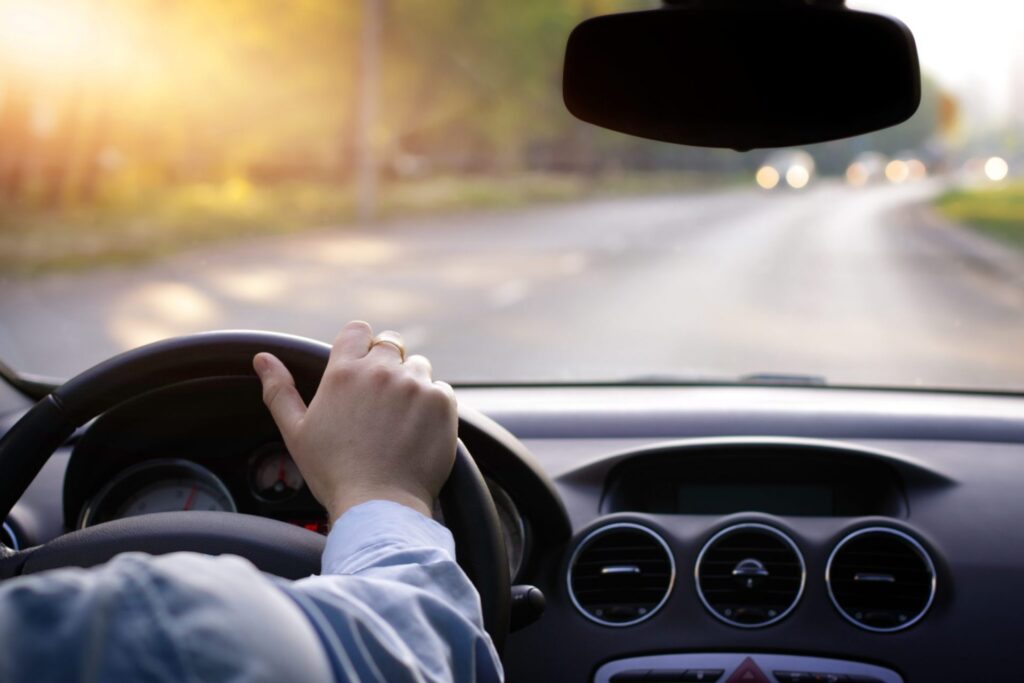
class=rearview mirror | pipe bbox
[563,3,921,150]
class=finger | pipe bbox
[433,379,456,403]
[254,353,307,438]
[330,320,374,363]
[366,329,406,364]
[405,354,433,381]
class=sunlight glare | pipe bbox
[211,270,289,303]
[108,282,220,348]
[0,1,99,74]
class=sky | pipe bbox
[852,0,1024,126]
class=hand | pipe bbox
[252,321,458,523]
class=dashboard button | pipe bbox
[726,658,770,683]
[683,670,725,682]
[647,670,688,681]
[611,671,651,682]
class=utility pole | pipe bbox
[355,0,382,223]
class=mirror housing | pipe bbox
[563,2,921,150]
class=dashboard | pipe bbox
[5,381,1024,681]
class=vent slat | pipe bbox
[696,525,804,627]
[569,525,674,626]
[828,529,935,632]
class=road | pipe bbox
[3,180,1024,391]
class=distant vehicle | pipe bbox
[889,151,928,183]
[846,151,927,186]
[755,150,816,190]
[845,152,889,186]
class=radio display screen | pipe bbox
[675,483,835,516]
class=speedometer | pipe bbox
[79,459,236,528]
[117,478,234,518]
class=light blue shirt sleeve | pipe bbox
[0,501,504,683]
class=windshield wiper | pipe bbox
[0,359,59,400]
[614,372,828,387]
[738,372,828,387]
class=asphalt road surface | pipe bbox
[3,180,1024,391]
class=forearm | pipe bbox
[0,552,334,683]
[287,500,503,683]
[0,504,500,683]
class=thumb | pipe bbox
[253,352,307,438]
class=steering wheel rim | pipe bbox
[0,331,509,651]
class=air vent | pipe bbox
[696,523,805,627]
[827,527,936,632]
[568,523,675,626]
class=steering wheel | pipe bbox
[0,331,510,652]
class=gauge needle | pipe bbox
[278,457,286,483]
[183,485,198,511]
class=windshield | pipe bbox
[1,0,1023,391]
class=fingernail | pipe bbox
[253,354,268,377]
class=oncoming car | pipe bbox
[845,151,890,186]
[755,151,816,190]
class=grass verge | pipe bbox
[935,182,1024,250]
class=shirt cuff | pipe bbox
[321,500,455,575]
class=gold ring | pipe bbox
[370,332,406,361]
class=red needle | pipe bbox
[277,456,286,483]
[183,485,198,511]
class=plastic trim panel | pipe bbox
[594,653,902,683]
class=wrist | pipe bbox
[327,486,433,524]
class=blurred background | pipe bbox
[2,0,1012,272]
[1,0,1023,393]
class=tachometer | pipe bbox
[79,459,236,528]
[249,442,304,502]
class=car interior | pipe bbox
[2,1,1023,682]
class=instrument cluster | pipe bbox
[77,442,528,578]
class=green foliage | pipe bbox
[0,0,944,197]
[936,183,1024,250]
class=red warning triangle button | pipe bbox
[725,657,771,683]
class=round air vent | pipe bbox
[695,523,805,627]
[827,527,936,632]
[567,522,675,626]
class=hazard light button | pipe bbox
[725,658,771,683]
